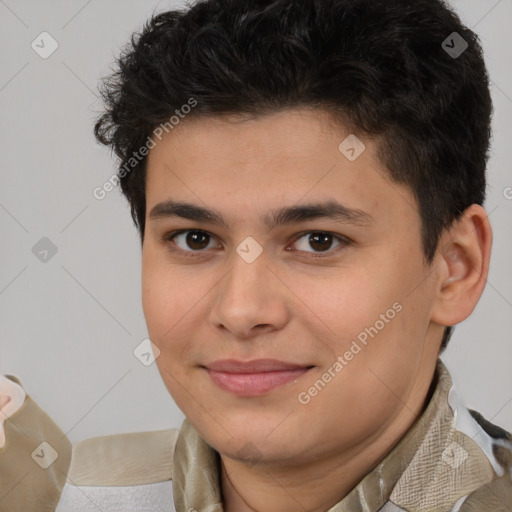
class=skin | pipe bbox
[141,108,492,512]
[0,376,26,449]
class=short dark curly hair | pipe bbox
[94,0,493,352]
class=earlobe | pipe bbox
[431,204,492,326]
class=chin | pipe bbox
[202,417,304,462]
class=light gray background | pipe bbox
[0,0,511,445]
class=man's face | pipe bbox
[142,109,442,466]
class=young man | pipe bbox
[1,0,511,510]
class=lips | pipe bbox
[204,359,313,396]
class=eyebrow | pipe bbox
[148,199,374,230]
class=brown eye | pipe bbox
[183,230,210,250]
[164,229,218,255]
[308,232,334,252]
[291,231,348,257]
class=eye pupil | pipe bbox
[309,232,332,252]
[187,230,209,250]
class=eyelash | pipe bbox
[161,229,351,259]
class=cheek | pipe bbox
[306,261,425,371]
[142,243,186,317]
[141,256,211,369]
[141,252,182,341]
[141,261,163,333]
[142,266,195,401]
[290,269,390,342]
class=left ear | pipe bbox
[430,204,493,327]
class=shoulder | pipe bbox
[68,427,180,486]
[458,409,512,511]
[0,374,73,512]
[56,428,181,510]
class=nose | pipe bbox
[209,246,289,340]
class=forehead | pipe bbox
[144,109,416,229]
[147,108,365,170]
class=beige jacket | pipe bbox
[1,360,511,511]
